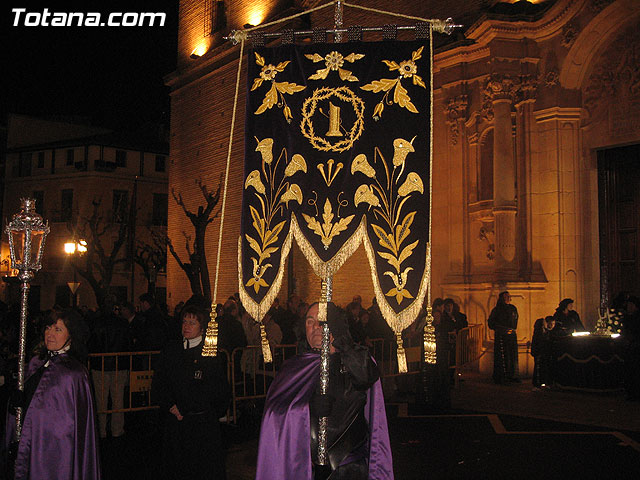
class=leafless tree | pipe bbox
[134,231,167,294]
[161,176,222,300]
[67,198,130,307]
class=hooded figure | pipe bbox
[256,302,393,480]
[5,309,100,480]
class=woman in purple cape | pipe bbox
[5,309,101,479]
[256,302,394,480]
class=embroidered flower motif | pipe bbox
[325,51,345,70]
[259,64,278,81]
[398,60,417,78]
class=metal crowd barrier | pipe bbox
[87,350,161,414]
[88,327,484,420]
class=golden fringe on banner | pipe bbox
[290,215,367,280]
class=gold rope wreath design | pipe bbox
[300,86,365,152]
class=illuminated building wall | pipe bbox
[169,0,640,375]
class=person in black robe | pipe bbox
[552,298,585,336]
[152,304,231,480]
[488,291,520,384]
[623,296,640,400]
[531,316,556,388]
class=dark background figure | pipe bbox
[276,294,300,346]
[256,302,393,480]
[488,291,520,384]
[552,298,585,336]
[137,293,169,352]
[623,296,640,400]
[218,298,248,355]
[531,316,556,389]
[88,302,131,439]
[152,305,231,480]
[5,309,100,479]
[450,301,469,332]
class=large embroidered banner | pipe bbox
[239,39,431,336]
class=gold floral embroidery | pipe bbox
[251,52,305,123]
[305,51,365,82]
[360,46,426,120]
[245,138,306,292]
[302,197,354,250]
[352,138,423,305]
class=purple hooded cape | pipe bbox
[256,352,393,480]
[6,353,101,480]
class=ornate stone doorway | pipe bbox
[598,144,640,309]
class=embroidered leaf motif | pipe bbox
[309,68,330,80]
[305,53,324,63]
[382,60,400,71]
[361,78,398,93]
[393,82,418,113]
[255,83,278,115]
[255,52,265,67]
[275,82,305,95]
[303,199,354,249]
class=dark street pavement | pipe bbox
[101,373,640,479]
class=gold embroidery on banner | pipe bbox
[290,215,367,280]
[300,87,365,152]
[352,138,424,305]
[305,51,365,82]
[244,138,306,293]
[302,198,355,250]
[238,228,294,324]
[360,46,426,120]
[317,159,343,186]
[251,52,306,123]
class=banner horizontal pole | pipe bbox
[224,20,462,44]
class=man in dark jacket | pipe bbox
[488,291,520,384]
[88,303,131,438]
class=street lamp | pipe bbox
[64,239,87,307]
[5,198,50,440]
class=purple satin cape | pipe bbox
[7,354,101,480]
[256,352,394,480]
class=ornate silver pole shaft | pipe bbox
[317,276,332,466]
[15,271,33,439]
[334,0,343,42]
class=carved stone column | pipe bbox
[444,95,468,279]
[485,75,517,274]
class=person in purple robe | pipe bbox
[5,308,101,479]
[256,302,394,480]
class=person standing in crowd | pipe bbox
[256,302,393,480]
[531,316,556,389]
[6,309,100,479]
[88,302,131,439]
[552,298,585,335]
[623,296,640,401]
[218,298,247,354]
[152,305,231,479]
[276,294,300,345]
[488,291,520,384]
[137,293,168,351]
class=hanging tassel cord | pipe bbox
[203,37,245,357]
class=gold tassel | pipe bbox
[396,332,407,373]
[423,307,437,364]
[260,322,272,363]
[202,306,219,357]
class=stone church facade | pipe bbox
[168,0,640,374]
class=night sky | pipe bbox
[3,0,179,131]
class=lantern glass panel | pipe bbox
[10,230,26,267]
